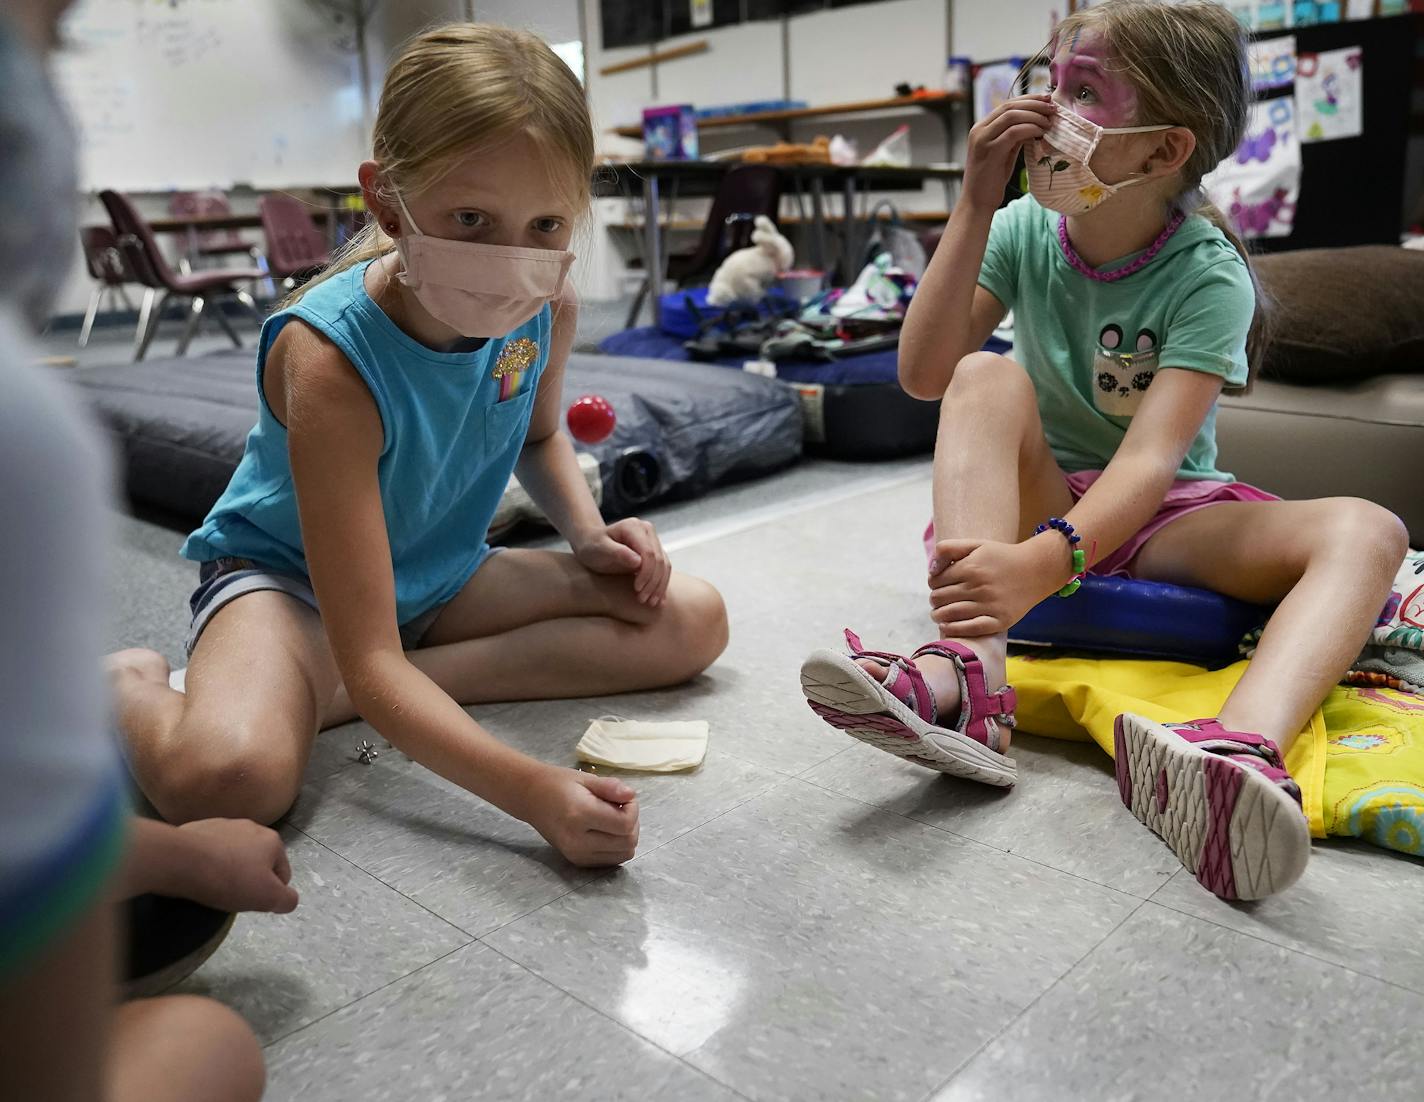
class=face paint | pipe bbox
[1049,31,1139,128]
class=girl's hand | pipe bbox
[572,518,672,606]
[962,95,1057,213]
[176,819,300,914]
[927,535,1072,635]
[524,767,640,867]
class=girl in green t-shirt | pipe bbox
[801,0,1407,902]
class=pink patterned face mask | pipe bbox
[1027,107,1172,215]
[393,191,574,338]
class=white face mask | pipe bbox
[392,191,574,339]
[1027,108,1172,216]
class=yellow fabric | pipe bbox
[1316,686,1424,855]
[1008,654,1424,856]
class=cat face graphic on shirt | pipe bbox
[1092,322,1159,416]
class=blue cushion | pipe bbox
[1009,574,1270,667]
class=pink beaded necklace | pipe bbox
[1057,211,1186,283]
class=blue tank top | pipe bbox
[181,259,550,625]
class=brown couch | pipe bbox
[1216,246,1424,542]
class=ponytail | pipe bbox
[1191,195,1274,390]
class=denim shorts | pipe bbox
[185,557,450,657]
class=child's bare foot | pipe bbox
[105,649,184,741]
[106,648,172,689]
[854,636,1011,751]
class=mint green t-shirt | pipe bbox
[978,195,1255,482]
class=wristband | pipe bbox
[1034,516,1086,597]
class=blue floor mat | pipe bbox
[599,326,1011,387]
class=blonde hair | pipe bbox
[289,22,593,305]
[1046,0,1272,376]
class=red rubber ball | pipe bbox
[566,394,616,444]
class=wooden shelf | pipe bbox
[611,92,965,139]
[612,210,951,232]
[601,39,708,76]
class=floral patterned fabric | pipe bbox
[1008,654,1424,858]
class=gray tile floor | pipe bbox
[63,321,1423,1101]
[95,473,1422,1102]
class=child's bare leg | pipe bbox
[108,592,339,825]
[0,903,113,1102]
[1132,497,1408,753]
[858,353,1072,742]
[322,549,728,724]
[112,555,724,814]
[110,995,265,1102]
[0,902,262,1102]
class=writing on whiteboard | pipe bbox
[54,0,366,190]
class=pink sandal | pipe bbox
[799,630,1017,787]
[1114,714,1310,900]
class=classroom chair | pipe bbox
[625,164,783,328]
[77,225,141,349]
[99,189,266,362]
[259,193,331,289]
[168,189,265,268]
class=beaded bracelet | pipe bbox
[1034,516,1087,597]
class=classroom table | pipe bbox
[144,213,262,233]
[142,213,261,265]
[142,209,347,258]
[796,163,963,273]
[596,160,963,324]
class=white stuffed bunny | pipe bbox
[706,215,794,307]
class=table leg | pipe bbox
[809,176,828,273]
[642,172,664,327]
[841,175,860,279]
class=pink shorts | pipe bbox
[923,470,1279,579]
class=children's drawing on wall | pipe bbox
[1254,0,1290,31]
[1248,34,1296,91]
[972,60,1022,121]
[1021,59,1052,97]
[1225,0,1340,27]
[1296,47,1363,142]
[1203,96,1301,239]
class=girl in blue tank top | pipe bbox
[108,24,728,868]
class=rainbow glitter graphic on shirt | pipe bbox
[492,338,539,401]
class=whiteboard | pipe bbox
[53,0,369,191]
